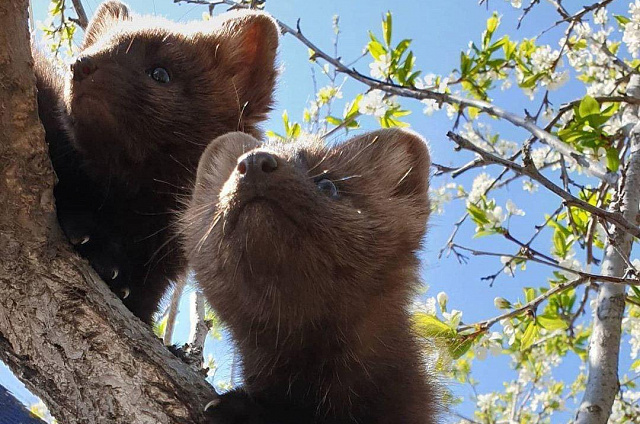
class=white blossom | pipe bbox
[500,78,512,91]
[506,199,525,216]
[412,297,437,316]
[358,90,388,118]
[430,183,456,215]
[556,251,583,279]
[487,206,506,227]
[468,173,493,204]
[369,53,391,79]
[546,70,569,90]
[443,309,463,329]
[501,256,517,277]
[624,1,640,57]
[421,99,441,116]
[523,180,539,193]
[505,0,522,9]
[501,319,517,346]
[593,7,608,25]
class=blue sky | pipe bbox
[2,0,637,421]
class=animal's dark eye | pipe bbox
[316,179,338,198]
[148,67,170,83]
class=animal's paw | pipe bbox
[204,390,266,424]
[54,183,99,245]
[73,229,132,300]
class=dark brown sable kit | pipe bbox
[34,0,279,323]
[182,129,441,423]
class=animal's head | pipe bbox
[66,1,279,180]
[182,129,431,327]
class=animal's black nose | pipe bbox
[237,151,278,177]
[71,56,97,81]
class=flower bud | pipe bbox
[494,297,512,310]
[437,291,448,312]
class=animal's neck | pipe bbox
[237,280,413,394]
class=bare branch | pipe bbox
[70,0,88,29]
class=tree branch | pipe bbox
[0,2,216,422]
[575,74,640,424]
[450,244,639,286]
[70,0,88,29]
[446,131,640,238]
[458,277,587,333]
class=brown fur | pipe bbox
[35,1,279,323]
[182,129,441,423]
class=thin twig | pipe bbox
[450,244,640,286]
[458,277,587,333]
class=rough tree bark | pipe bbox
[575,76,640,423]
[0,2,217,423]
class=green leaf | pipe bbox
[486,13,499,34]
[467,203,491,225]
[289,123,301,139]
[394,39,412,61]
[503,40,517,60]
[326,116,342,126]
[406,70,422,85]
[615,15,631,26]
[606,148,620,172]
[632,359,640,371]
[449,335,476,360]
[578,95,600,118]
[153,315,168,339]
[524,287,536,303]
[392,108,411,117]
[489,35,509,51]
[473,230,496,238]
[460,52,472,76]
[520,73,544,89]
[413,312,456,338]
[383,11,392,47]
[537,313,569,331]
[367,34,386,60]
[266,130,285,141]
[573,38,588,50]
[553,227,568,258]
[520,320,539,351]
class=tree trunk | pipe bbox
[575,76,640,424]
[0,2,217,423]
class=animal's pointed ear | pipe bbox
[82,1,131,48]
[195,132,261,192]
[213,11,279,121]
[337,128,431,205]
